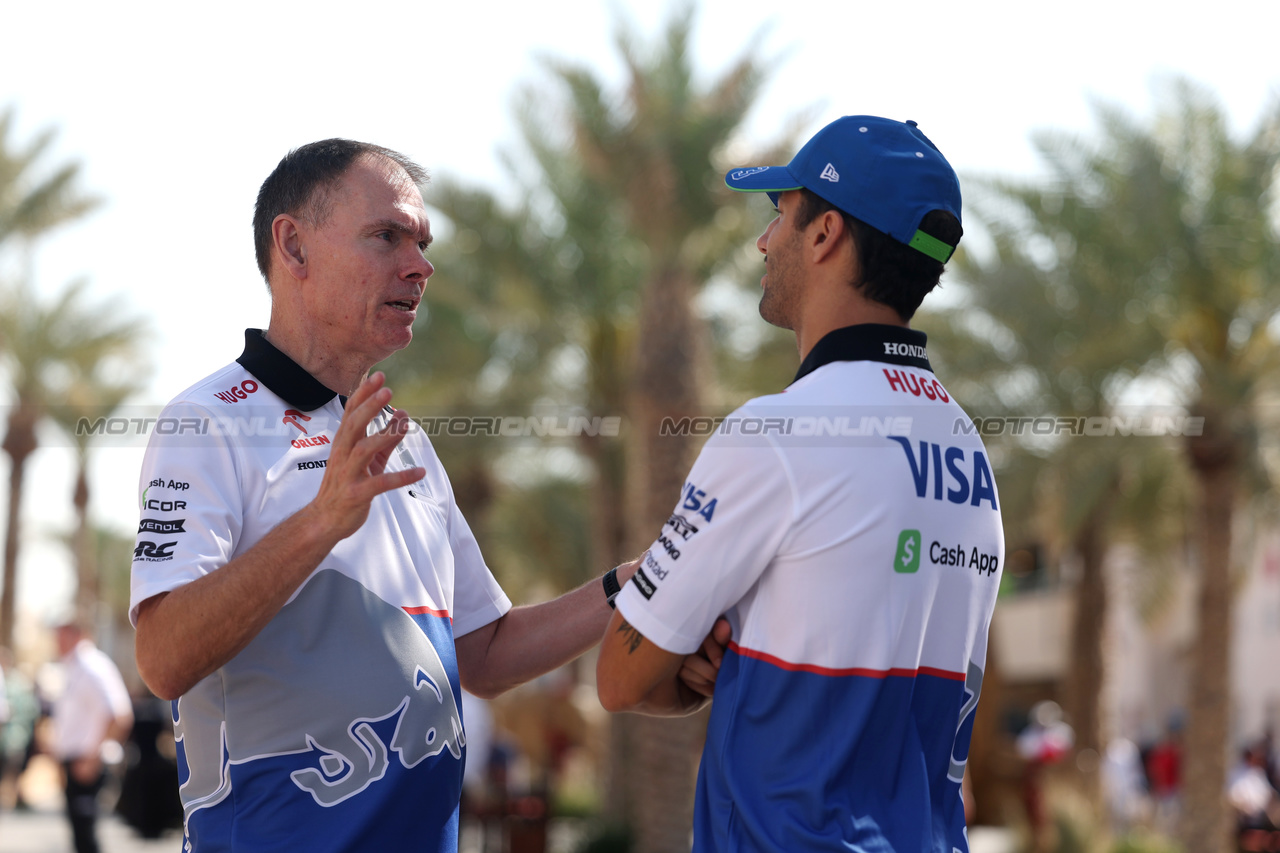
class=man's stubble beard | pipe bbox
[758,230,803,331]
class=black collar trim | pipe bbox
[236,329,339,412]
[793,324,932,384]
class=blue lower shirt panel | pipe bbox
[185,731,462,853]
[694,649,970,853]
[181,611,466,852]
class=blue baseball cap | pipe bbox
[725,115,962,262]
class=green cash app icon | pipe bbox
[894,529,922,574]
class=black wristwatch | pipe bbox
[602,566,622,609]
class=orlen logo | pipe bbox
[214,380,259,404]
[883,369,950,403]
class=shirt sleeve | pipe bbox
[615,419,798,654]
[415,431,511,638]
[129,401,243,626]
[446,494,512,637]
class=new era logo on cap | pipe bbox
[820,163,840,183]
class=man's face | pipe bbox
[298,156,434,366]
[755,190,806,330]
[56,625,79,656]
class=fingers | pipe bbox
[677,616,733,700]
[334,376,418,480]
[678,655,719,699]
[699,617,731,669]
[311,376,424,537]
[368,409,417,476]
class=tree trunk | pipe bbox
[1063,491,1114,810]
[620,265,709,853]
[72,460,96,625]
[1,410,38,648]
[1180,418,1239,853]
[967,619,1007,828]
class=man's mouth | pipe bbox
[387,299,418,313]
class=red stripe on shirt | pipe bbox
[729,641,965,681]
[403,605,451,621]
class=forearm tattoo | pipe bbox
[616,619,644,654]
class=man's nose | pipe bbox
[407,253,434,281]
[757,218,778,255]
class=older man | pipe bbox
[597,116,1005,852]
[131,140,655,852]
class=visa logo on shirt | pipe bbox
[680,482,718,522]
[888,437,999,511]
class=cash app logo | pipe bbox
[894,529,922,574]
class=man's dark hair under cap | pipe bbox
[252,139,428,285]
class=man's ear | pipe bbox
[272,214,308,281]
[807,210,849,265]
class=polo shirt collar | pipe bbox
[236,328,340,412]
[793,324,932,384]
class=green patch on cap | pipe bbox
[908,229,955,263]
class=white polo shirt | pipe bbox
[616,324,1004,853]
[51,639,132,761]
[130,330,511,853]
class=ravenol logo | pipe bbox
[894,529,921,574]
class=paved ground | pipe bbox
[0,808,180,853]
[0,809,1018,853]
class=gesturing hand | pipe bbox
[311,372,425,540]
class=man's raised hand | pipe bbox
[312,372,425,540]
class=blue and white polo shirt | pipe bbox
[615,323,1004,853]
[130,329,511,853]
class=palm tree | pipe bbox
[388,8,789,847]
[50,339,149,625]
[0,110,102,647]
[918,126,1191,811]
[0,279,145,647]
[551,16,776,848]
[0,108,99,247]
[937,79,1280,852]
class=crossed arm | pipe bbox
[596,609,731,716]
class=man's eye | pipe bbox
[378,232,393,242]
[419,242,430,255]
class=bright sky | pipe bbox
[1,0,1278,624]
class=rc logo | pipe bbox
[820,163,840,183]
[134,540,176,561]
[894,529,922,574]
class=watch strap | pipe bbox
[603,566,622,609]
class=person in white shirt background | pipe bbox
[50,622,133,853]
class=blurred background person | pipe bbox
[1016,700,1074,852]
[49,621,133,853]
[1227,740,1280,850]
[0,646,40,810]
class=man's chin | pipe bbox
[757,298,793,331]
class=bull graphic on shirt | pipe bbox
[173,569,464,817]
